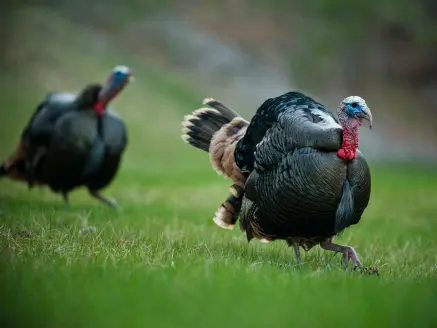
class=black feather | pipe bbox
[204,99,240,121]
[237,91,371,245]
[181,109,231,153]
[185,137,210,152]
[334,179,355,234]
[235,91,338,172]
[181,97,244,153]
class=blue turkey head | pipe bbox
[110,65,134,89]
[98,65,133,106]
[341,96,372,129]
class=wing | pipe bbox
[21,92,77,147]
[346,150,371,225]
[101,110,128,154]
[235,91,343,173]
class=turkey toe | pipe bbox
[293,244,302,264]
[89,190,119,208]
[344,246,362,269]
[320,240,362,269]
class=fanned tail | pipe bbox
[181,98,250,230]
[212,184,244,230]
[181,98,240,152]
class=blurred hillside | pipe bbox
[2,1,437,161]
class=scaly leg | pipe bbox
[62,191,69,205]
[320,238,362,269]
[286,239,302,264]
[89,189,119,209]
[293,243,302,264]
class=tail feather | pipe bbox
[181,125,212,145]
[181,98,251,231]
[182,115,217,136]
[181,136,209,152]
[181,97,240,153]
[203,98,240,121]
[194,109,230,128]
[212,184,244,230]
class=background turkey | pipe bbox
[0,65,133,207]
[181,91,372,269]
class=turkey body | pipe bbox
[38,102,127,195]
[4,89,127,206]
[236,92,371,249]
[182,91,372,267]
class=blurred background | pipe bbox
[1,0,437,163]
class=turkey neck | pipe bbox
[93,86,117,116]
[338,117,361,160]
[93,100,106,138]
[94,76,127,116]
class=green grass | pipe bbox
[1,6,437,328]
[1,163,437,327]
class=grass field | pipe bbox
[1,7,437,328]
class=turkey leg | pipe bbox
[61,191,69,205]
[89,189,119,208]
[286,239,302,264]
[320,239,362,269]
[292,243,302,264]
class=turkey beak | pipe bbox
[359,107,372,130]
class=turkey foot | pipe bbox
[61,191,69,205]
[286,239,302,264]
[293,243,302,264]
[320,240,362,269]
[89,189,119,209]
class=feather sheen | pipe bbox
[237,91,371,244]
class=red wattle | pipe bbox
[337,148,356,160]
[337,127,358,160]
[93,103,105,116]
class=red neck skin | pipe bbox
[93,86,121,116]
[93,101,107,116]
[337,116,361,160]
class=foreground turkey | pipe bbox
[0,66,132,207]
[181,92,372,268]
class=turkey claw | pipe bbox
[89,189,120,209]
[343,246,362,270]
[107,198,121,209]
[355,266,380,276]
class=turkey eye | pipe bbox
[351,102,358,108]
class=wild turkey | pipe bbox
[0,65,132,207]
[181,92,372,268]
